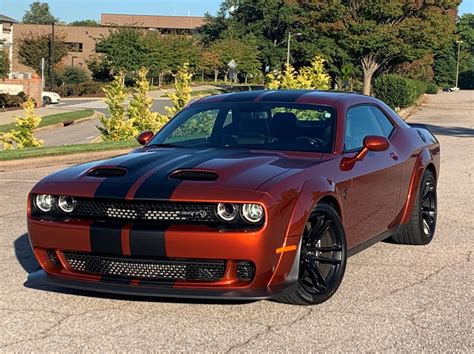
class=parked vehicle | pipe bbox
[42,91,61,105]
[27,90,439,305]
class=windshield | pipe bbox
[149,102,336,153]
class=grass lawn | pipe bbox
[0,140,139,161]
[0,109,95,133]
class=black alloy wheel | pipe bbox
[277,203,347,305]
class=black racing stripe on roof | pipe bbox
[220,90,266,102]
[259,90,314,102]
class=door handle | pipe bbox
[390,152,399,161]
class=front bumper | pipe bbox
[28,269,297,300]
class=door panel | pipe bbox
[341,105,403,248]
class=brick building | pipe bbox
[8,14,204,75]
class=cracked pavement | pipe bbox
[0,91,472,351]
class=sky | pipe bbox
[1,0,472,23]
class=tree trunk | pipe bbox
[201,70,204,82]
[214,70,218,83]
[361,56,380,96]
[245,74,248,84]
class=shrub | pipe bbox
[56,66,90,84]
[55,82,105,97]
[0,92,28,108]
[98,72,137,141]
[0,98,43,149]
[374,74,427,109]
[425,82,439,94]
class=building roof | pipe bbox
[101,13,205,30]
[0,14,18,23]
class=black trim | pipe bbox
[347,227,399,257]
[129,224,167,257]
[28,269,296,300]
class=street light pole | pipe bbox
[286,32,302,67]
[50,21,55,90]
[455,40,463,89]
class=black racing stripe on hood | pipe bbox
[220,91,263,102]
[259,90,313,102]
[93,151,182,199]
[90,222,124,255]
[129,224,167,257]
[133,148,240,200]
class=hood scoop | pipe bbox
[87,167,127,178]
[170,170,218,181]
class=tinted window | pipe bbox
[368,106,394,138]
[151,103,336,153]
[345,105,387,150]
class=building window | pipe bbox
[66,42,83,53]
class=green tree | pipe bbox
[98,72,137,141]
[0,46,9,78]
[56,66,90,84]
[313,1,460,94]
[129,68,167,132]
[22,1,57,24]
[69,19,100,26]
[95,27,148,75]
[16,31,68,78]
[161,63,193,118]
[0,98,43,150]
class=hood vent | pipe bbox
[170,170,218,181]
[87,167,127,178]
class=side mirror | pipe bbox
[136,131,154,146]
[341,135,389,171]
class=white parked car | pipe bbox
[42,91,61,105]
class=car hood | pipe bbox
[40,148,323,198]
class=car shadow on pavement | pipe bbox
[15,233,255,305]
[421,123,474,138]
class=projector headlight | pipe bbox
[216,203,239,222]
[35,194,54,212]
[241,204,264,224]
[58,196,76,213]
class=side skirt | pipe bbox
[347,226,401,258]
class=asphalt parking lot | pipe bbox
[0,91,472,351]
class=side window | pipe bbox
[368,106,394,138]
[344,106,385,151]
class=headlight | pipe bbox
[216,203,239,222]
[58,196,76,213]
[35,194,54,212]
[241,204,264,224]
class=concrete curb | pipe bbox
[0,148,131,172]
[398,94,428,120]
[34,111,101,133]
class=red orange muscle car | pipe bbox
[27,90,439,305]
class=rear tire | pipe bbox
[392,169,437,245]
[276,203,347,305]
[43,96,52,105]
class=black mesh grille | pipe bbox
[70,199,218,223]
[87,167,127,177]
[63,252,226,282]
[47,250,60,267]
[170,170,218,181]
[236,261,255,281]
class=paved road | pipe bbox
[0,91,472,351]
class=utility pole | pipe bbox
[50,21,55,90]
[286,32,302,67]
[455,40,463,89]
[41,57,45,90]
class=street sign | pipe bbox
[228,59,237,70]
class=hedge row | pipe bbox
[55,82,105,97]
[374,74,437,109]
[0,92,28,108]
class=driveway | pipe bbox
[0,91,472,351]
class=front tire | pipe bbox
[392,169,437,245]
[276,203,347,305]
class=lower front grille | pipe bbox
[63,252,226,283]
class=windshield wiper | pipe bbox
[146,143,183,148]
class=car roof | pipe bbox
[191,90,379,107]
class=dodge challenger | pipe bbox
[27,90,440,305]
